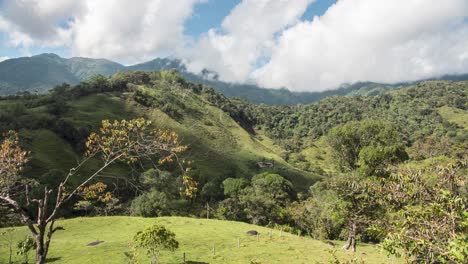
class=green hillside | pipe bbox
[0,216,398,264]
[0,72,466,264]
[0,71,317,202]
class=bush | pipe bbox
[133,224,179,264]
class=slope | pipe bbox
[0,216,400,264]
[0,71,318,202]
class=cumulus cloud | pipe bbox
[183,0,314,82]
[1,0,467,91]
[0,0,203,63]
[253,0,468,91]
[0,56,9,62]
[71,0,203,63]
[0,0,83,47]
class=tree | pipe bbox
[0,118,187,264]
[222,177,248,197]
[328,174,381,252]
[288,182,347,240]
[133,224,179,264]
[240,172,293,225]
[327,120,408,176]
[74,182,116,216]
[380,161,467,263]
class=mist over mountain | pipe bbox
[0,53,467,105]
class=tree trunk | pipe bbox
[342,222,357,252]
[35,233,46,264]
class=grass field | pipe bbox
[0,216,400,264]
[438,106,468,129]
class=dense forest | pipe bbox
[0,71,467,263]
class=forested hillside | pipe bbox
[1,72,466,263]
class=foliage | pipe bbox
[133,224,178,263]
[0,118,188,264]
[288,183,347,239]
[327,120,408,175]
[16,235,36,263]
[86,118,187,164]
[74,182,118,216]
[380,161,468,263]
[222,177,249,197]
[239,173,293,225]
[0,131,29,194]
[328,173,383,251]
[131,169,191,217]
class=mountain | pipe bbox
[1,53,467,105]
[0,53,125,94]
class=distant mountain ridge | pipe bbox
[0,53,467,105]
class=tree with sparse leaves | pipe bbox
[0,118,188,264]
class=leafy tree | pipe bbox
[288,182,347,239]
[327,120,408,175]
[84,74,111,92]
[132,190,173,217]
[222,177,249,197]
[0,118,187,264]
[328,174,382,252]
[380,161,467,263]
[239,173,293,225]
[133,224,179,264]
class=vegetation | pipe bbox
[0,118,187,263]
[132,224,179,264]
[0,70,466,263]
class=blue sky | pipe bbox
[184,0,335,37]
[0,0,467,91]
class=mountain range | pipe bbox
[1,53,467,105]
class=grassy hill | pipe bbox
[0,216,400,264]
[0,72,318,206]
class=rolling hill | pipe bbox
[0,71,466,264]
[0,70,319,207]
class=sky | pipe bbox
[0,0,467,91]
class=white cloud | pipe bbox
[183,0,314,82]
[0,0,467,91]
[0,56,9,62]
[71,0,203,63]
[0,0,83,47]
[0,0,203,63]
[253,0,468,91]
